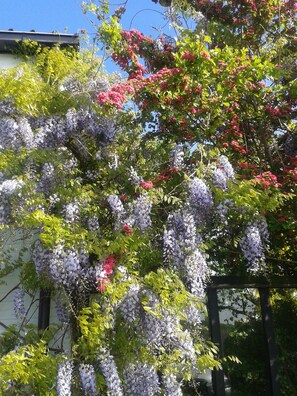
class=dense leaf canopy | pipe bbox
[0,0,296,395]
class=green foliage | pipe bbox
[0,43,104,116]
[0,341,59,395]
[225,180,292,216]
[0,0,295,394]
[0,64,49,115]
[223,291,297,395]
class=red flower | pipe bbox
[97,277,111,293]
[238,162,249,168]
[184,132,194,140]
[103,256,116,275]
[103,264,114,275]
[200,51,211,60]
[182,52,196,61]
[139,180,154,189]
[253,171,281,189]
[123,224,134,234]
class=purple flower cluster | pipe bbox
[107,194,126,229]
[34,116,68,149]
[213,156,234,190]
[98,349,123,396]
[216,199,234,225]
[213,168,228,191]
[128,167,143,185]
[87,215,100,233]
[37,162,56,194]
[79,364,98,395]
[239,218,269,272]
[118,284,141,323]
[188,178,213,226]
[56,359,73,396]
[0,116,34,151]
[32,240,52,276]
[162,374,183,396]
[33,241,95,293]
[0,101,117,160]
[163,210,198,268]
[63,201,81,224]
[0,178,24,224]
[163,209,207,297]
[13,288,26,320]
[0,100,16,115]
[170,144,184,169]
[134,194,152,232]
[119,286,198,369]
[123,363,160,396]
[48,246,93,292]
[77,110,116,145]
[184,249,208,298]
[217,155,235,180]
[55,299,70,325]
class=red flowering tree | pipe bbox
[94,0,296,268]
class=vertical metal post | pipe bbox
[38,289,51,331]
[259,288,280,396]
[207,288,225,396]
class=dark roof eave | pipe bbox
[0,30,79,53]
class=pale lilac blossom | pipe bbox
[188,178,213,226]
[98,349,123,396]
[13,288,26,320]
[123,363,160,396]
[134,194,152,232]
[79,364,99,395]
[57,359,73,396]
[162,374,183,396]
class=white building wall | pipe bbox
[0,53,37,336]
[0,230,39,335]
[0,54,20,69]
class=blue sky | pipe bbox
[0,0,169,38]
[0,0,174,74]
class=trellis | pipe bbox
[207,276,297,396]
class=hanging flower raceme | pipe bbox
[239,218,269,273]
[123,363,160,396]
[163,211,208,298]
[0,178,24,224]
[48,246,92,292]
[55,299,70,325]
[116,283,199,372]
[170,144,185,170]
[133,194,152,232]
[13,288,26,320]
[107,194,126,230]
[118,284,141,323]
[98,349,123,396]
[0,116,34,151]
[56,359,73,396]
[213,168,228,191]
[129,167,143,185]
[79,364,99,396]
[162,373,183,396]
[212,154,235,191]
[184,248,208,298]
[187,177,213,226]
